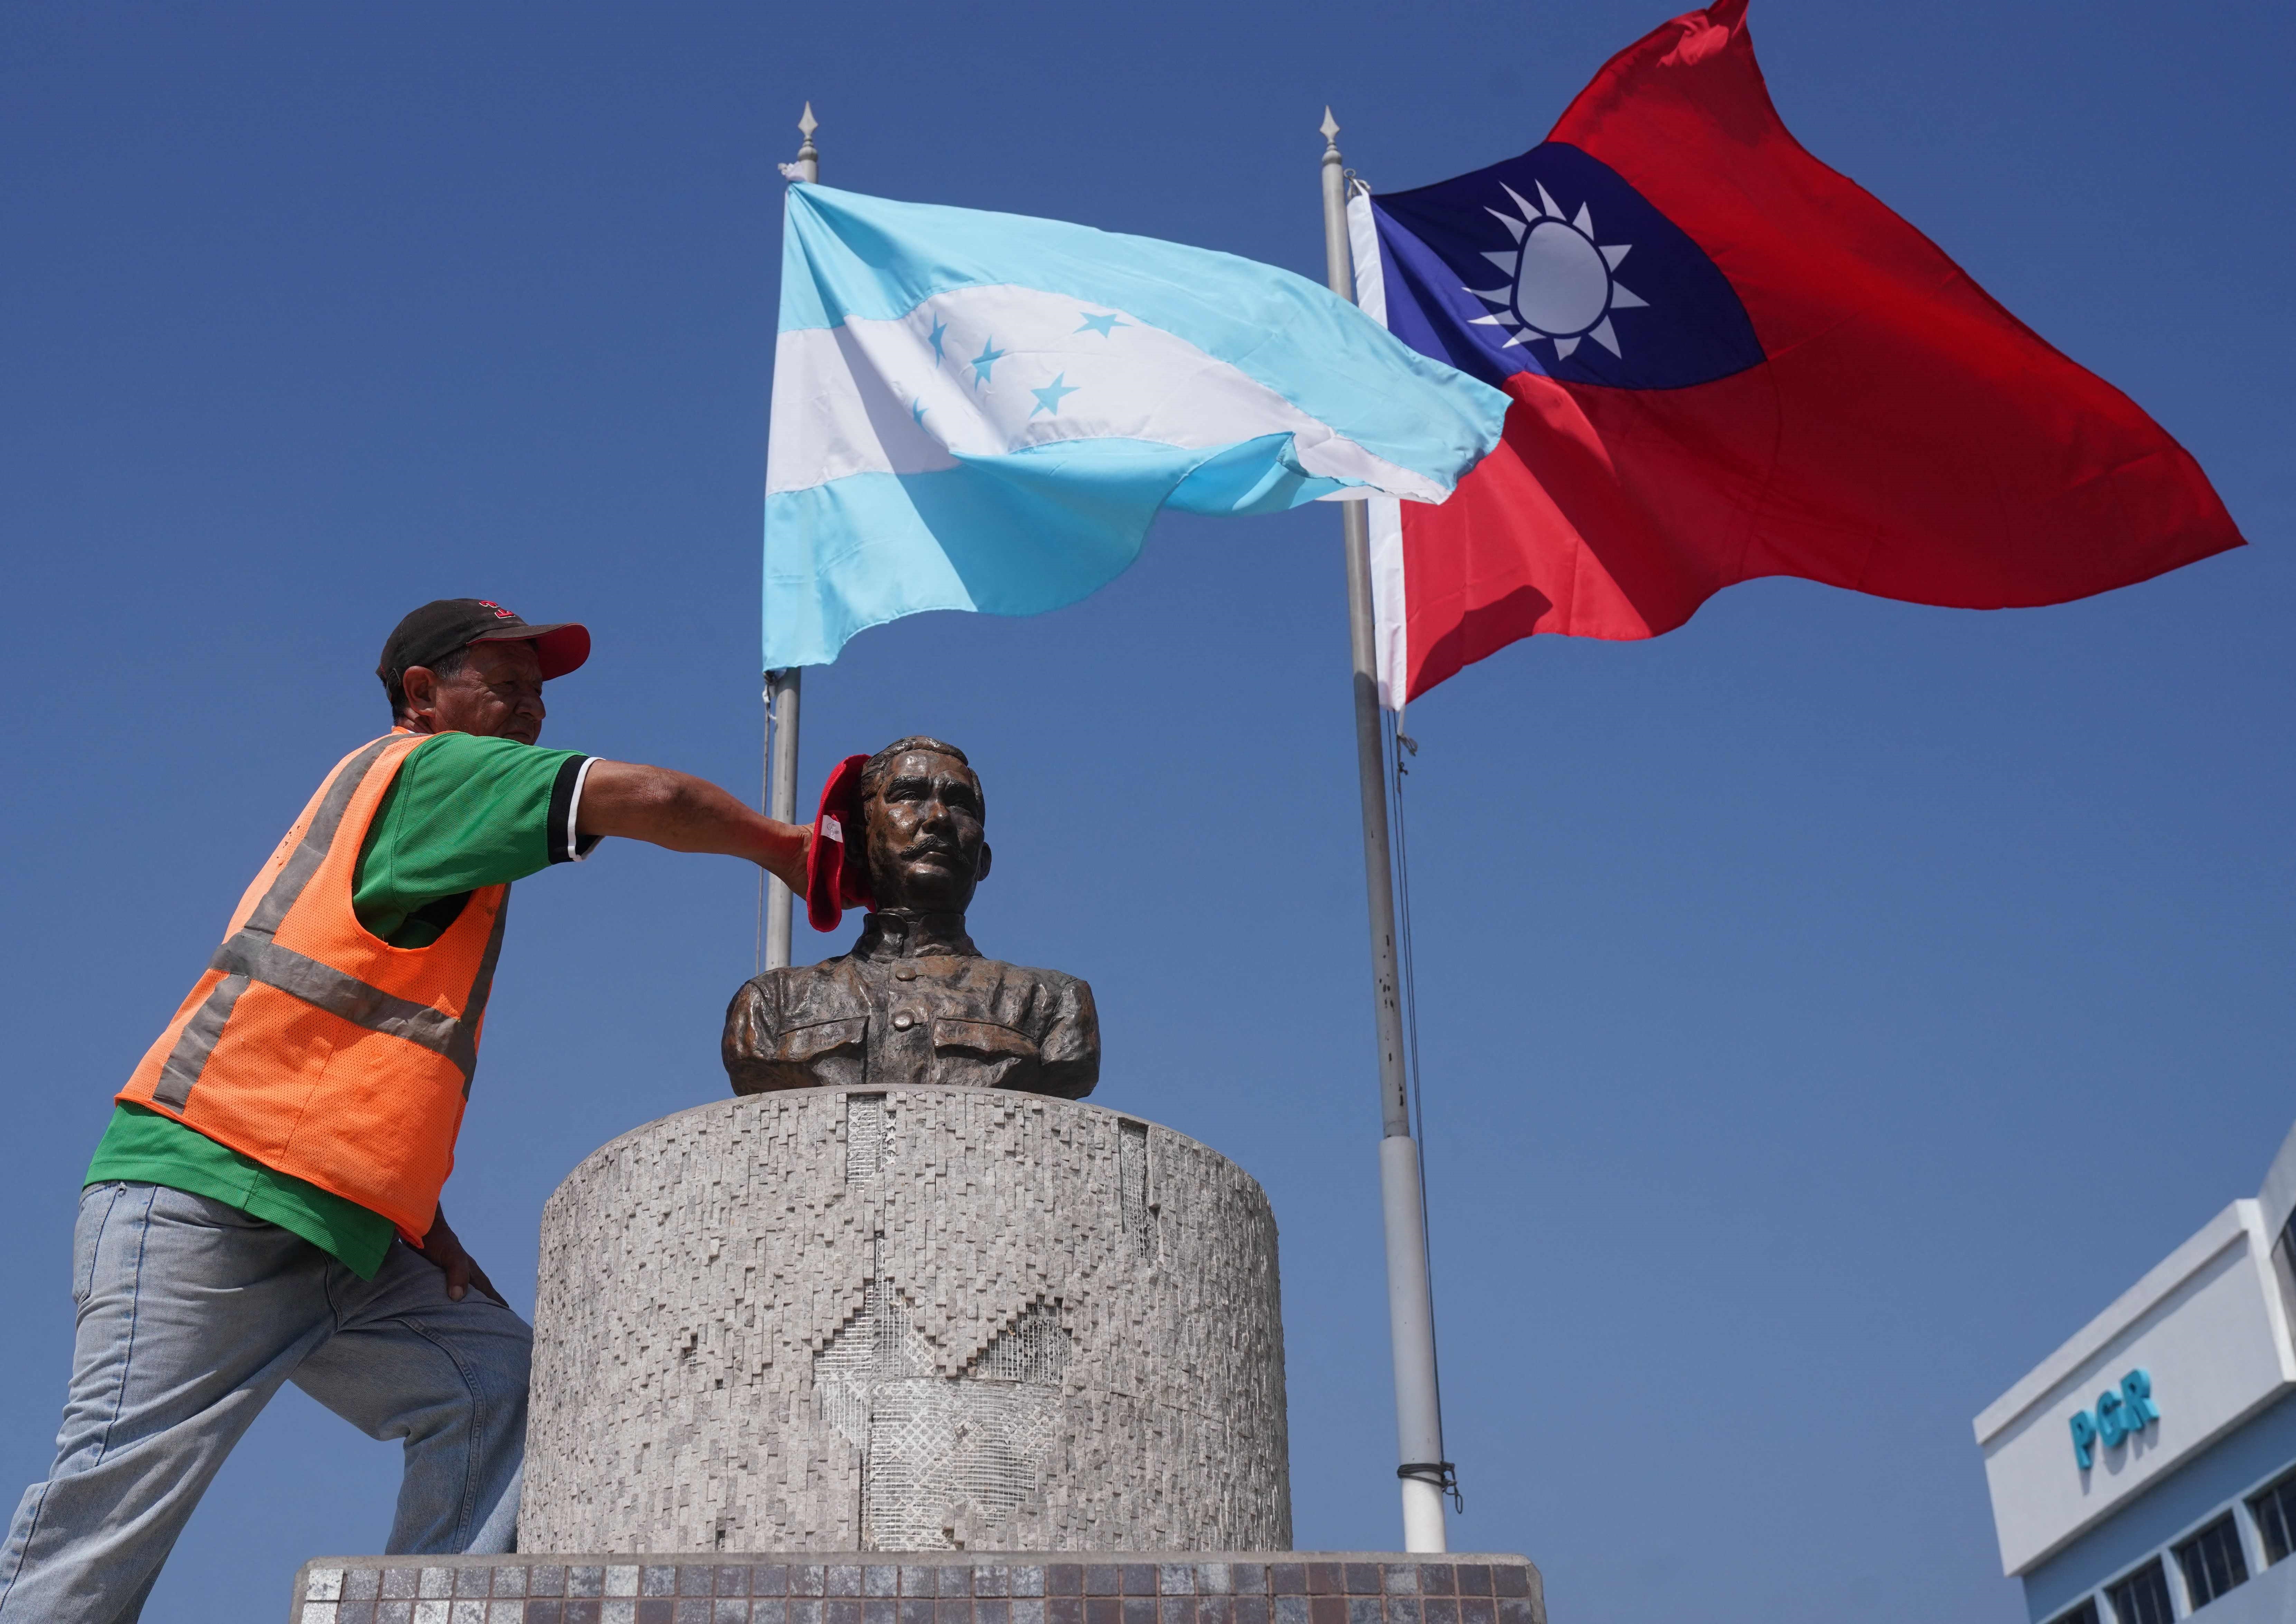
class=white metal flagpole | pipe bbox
[762,103,820,972]
[1318,108,1452,1555]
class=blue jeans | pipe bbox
[0,1182,530,1623]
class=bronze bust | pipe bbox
[722,737,1098,1099]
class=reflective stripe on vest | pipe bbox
[146,734,506,1108]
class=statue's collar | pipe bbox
[852,910,980,961]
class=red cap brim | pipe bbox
[473,621,590,680]
[805,755,873,932]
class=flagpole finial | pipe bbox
[782,102,820,185]
[1321,107,1340,149]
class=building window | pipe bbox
[2105,1559,2174,1624]
[2046,1600,2099,1624]
[2175,1513,2250,1608]
[2254,1470,2296,1565]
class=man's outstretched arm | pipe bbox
[575,761,810,893]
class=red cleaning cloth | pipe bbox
[804,754,873,932]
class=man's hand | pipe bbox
[576,760,811,893]
[416,1206,506,1306]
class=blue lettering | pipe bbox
[2122,1368,2160,1428]
[2071,1370,2163,1466]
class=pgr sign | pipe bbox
[2070,1369,2160,1468]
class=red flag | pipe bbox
[1354,0,2244,703]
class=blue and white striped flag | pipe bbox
[762,183,1508,669]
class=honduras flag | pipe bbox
[763,183,1508,669]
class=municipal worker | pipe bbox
[0,599,814,1622]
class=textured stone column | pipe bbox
[521,1089,1290,1555]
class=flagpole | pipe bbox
[1319,108,1451,1555]
[763,102,820,972]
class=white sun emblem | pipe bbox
[1466,181,1649,360]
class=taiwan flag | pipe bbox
[1349,0,2244,706]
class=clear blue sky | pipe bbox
[2,3,2289,1621]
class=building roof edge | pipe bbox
[1973,1201,2256,1447]
[2257,1119,2296,1241]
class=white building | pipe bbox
[1975,1121,2296,1623]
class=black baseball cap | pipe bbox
[377,598,592,690]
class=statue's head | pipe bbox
[857,736,992,916]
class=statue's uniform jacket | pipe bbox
[722,910,1097,1098]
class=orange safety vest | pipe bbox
[118,730,510,1243]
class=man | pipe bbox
[722,736,1097,1098]
[0,599,813,1622]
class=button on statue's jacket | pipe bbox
[721,911,1098,1099]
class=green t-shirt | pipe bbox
[87,730,596,1277]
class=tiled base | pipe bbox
[290,1554,1545,1624]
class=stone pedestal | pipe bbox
[520,1089,1290,1554]
[288,1551,1549,1624]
